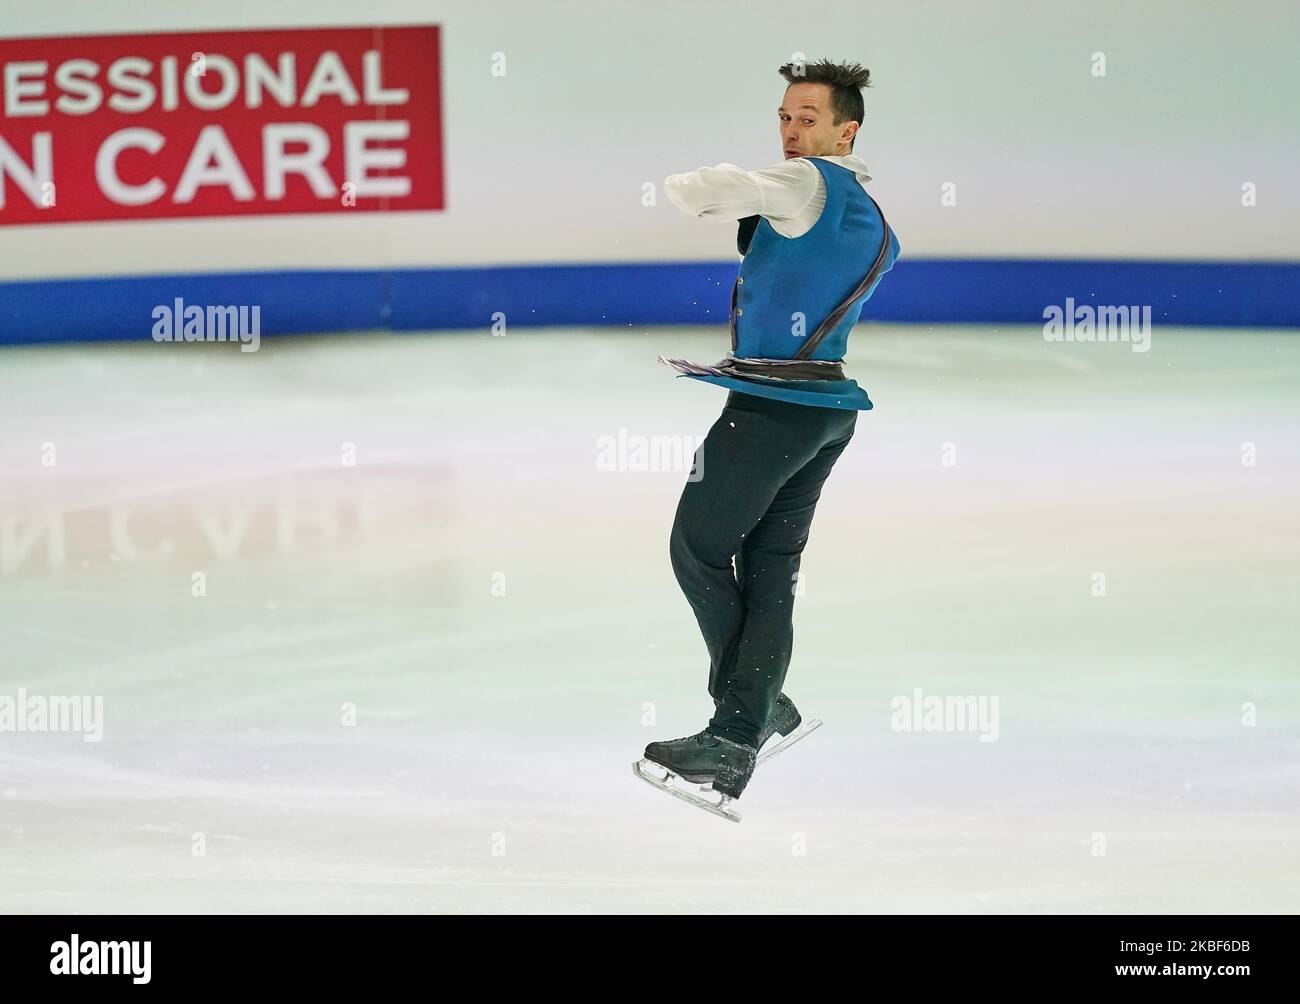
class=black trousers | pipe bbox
[669,389,858,747]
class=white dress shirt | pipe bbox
[663,154,873,239]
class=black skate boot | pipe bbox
[712,692,802,750]
[709,735,757,799]
[757,693,803,749]
[642,729,757,796]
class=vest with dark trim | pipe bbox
[660,156,900,411]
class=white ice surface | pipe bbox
[1,325,1297,913]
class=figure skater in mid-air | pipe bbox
[635,58,901,820]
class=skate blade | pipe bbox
[756,717,823,767]
[632,759,741,823]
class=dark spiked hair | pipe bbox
[777,58,871,149]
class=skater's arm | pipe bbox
[664,160,821,225]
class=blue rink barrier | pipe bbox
[1,258,1297,345]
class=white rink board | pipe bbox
[1,0,1298,282]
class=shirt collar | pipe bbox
[813,153,872,184]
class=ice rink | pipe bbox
[1,324,1297,913]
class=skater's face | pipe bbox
[779,83,858,160]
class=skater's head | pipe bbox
[776,59,871,160]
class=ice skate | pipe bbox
[721,692,824,767]
[633,729,757,822]
[756,694,823,766]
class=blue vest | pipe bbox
[666,157,900,410]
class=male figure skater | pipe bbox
[639,59,901,814]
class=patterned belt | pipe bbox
[658,353,845,382]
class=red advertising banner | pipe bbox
[0,25,443,225]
